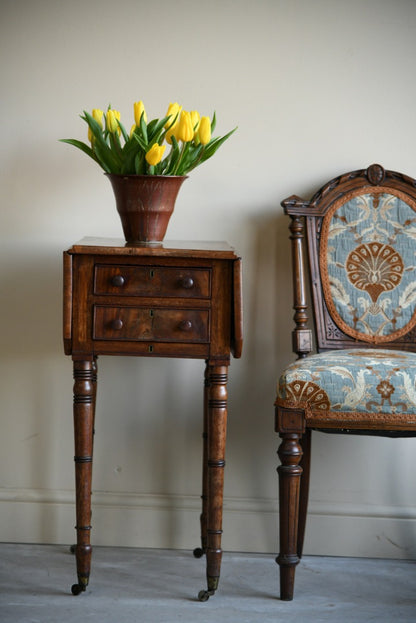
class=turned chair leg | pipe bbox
[276,433,303,601]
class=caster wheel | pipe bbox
[69,544,76,554]
[198,589,210,602]
[193,547,204,559]
[71,583,83,596]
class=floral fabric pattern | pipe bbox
[277,349,416,415]
[320,189,416,343]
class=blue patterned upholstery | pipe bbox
[277,348,416,427]
[321,190,416,343]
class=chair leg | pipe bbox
[276,433,303,601]
[297,428,311,559]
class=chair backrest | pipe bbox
[282,164,416,354]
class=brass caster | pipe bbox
[71,583,85,596]
[193,547,204,559]
[198,589,215,602]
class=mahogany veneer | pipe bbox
[63,238,243,600]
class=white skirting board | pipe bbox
[0,488,415,559]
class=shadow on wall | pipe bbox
[0,249,63,358]
[224,209,295,548]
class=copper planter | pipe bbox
[106,174,187,244]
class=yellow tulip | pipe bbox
[106,109,121,134]
[176,110,194,143]
[165,126,177,145]
[165,102,182,129]
[198,116,211,145]
[190,110,200,138]
[92,109,104,127]
[165,102,182,144]
[145,143,166,166]
[134,101,147,126]
[88,108,104,142]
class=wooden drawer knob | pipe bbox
[111,275,125,287]
[111,318,123,330]
[179,319,193,331]
[180,277,194,289]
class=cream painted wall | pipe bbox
[1,0,416,560]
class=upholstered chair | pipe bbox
[275,164,416,600]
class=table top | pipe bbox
[67,238,240,260]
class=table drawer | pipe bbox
[93,306,210,343]
[94,265,211,298]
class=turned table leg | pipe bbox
[71,358,97,595]
[194,362,210,560]
[198,364,228,602]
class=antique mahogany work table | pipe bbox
[63,238,243,600]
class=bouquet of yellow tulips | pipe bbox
[61,101,236,176]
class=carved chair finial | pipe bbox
[366,163,385,185]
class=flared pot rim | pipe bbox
[105,173,188,180]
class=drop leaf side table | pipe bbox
[63,238,243,600]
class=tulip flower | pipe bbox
[92,109,104,127]
[134,101,147,126]
[190,110,201,138]
[198,116,211,145]
[165,102,182,129]
[61,101,236,176]
[106,109,121,134]
[165,102,182,144]
[88,109,104,142]
[176,110,194,142]
[145,143,166,166]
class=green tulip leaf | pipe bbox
[59,138,96,161]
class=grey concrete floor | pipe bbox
[0,544,415,622]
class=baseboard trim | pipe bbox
[1,488,415,558]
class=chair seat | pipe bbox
[277,348,416,430]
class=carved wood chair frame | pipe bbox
[275,163,416,600]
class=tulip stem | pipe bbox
[171,142,187,175]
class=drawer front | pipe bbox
[94,265,211,298]
[93,306,210,343]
